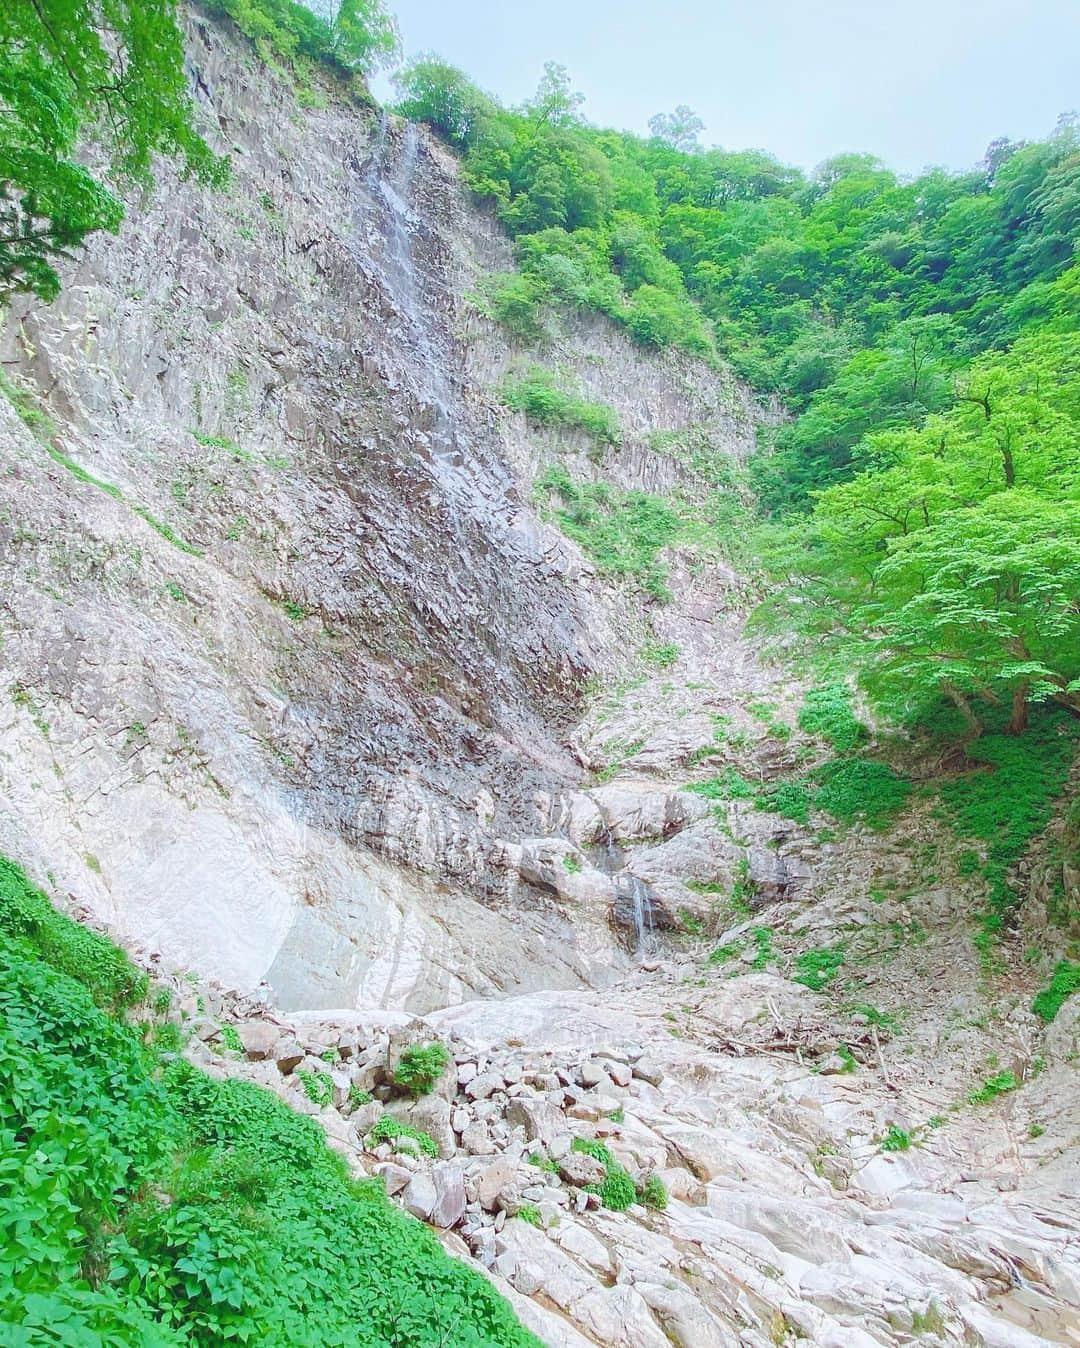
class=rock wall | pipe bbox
[0,9,768,1010]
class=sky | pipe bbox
[369,0,1080,177]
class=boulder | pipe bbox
[430,1162,467,1228]
[506,1096,566,1145]
[558,1151,606,1187]
[474,1157,518,1211]
[236,1021,279,1060]
[402,1172,437,1221]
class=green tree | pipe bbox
[0,0,226,302]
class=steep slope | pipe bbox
[0,8,765,1012]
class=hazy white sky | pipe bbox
[370,0,1079,176]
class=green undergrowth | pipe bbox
[688,755,910,831]
[1032,961,1080,1022]
[935,710,1080,966]
[534,464,682,601]
[793,945,845,992]
[571,1137,638,1211]
[0,856,539,1347]
[366,1116,439,1159]
[501,365,621,446]
[798,682,867,753]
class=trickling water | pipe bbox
[623,874,654,962]
[357,118,456,461]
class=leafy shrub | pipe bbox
[571,1136,614,1169]
[937,713,1080,959]
[393,1042,450,1097]
[472,272,550,343]
[1032,961,1080,1022]
[812,758,912,829]
[535,465,681,602]
[219,1023,243,1056]
[0,856,147,1010]
[757,780,812,824]
[348,1084,373,1107]
[639,1174,668,1210]
[297,1067,334,1106]
[968,1071,1019,1105]
[367,1116,439,1158]
[518,1204,542,1226]
[687,769,755,801]
[596,1165,637,1211]
[749,927,774,970]
[0,858,538,1346]
[202,0,399,78]
[880,1126,912,1152]
[643,640,679,668]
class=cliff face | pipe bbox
[0,12,766,1011]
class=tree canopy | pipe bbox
[0,0,226,301]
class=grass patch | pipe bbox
[392,1042,450,1098]
[968,1071,1019,1106]
[798,682,866,752]
[793,945,845,992]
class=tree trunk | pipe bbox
[942,680,982,738]
[1008,681,1029,735]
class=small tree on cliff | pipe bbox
[0,0,227,303]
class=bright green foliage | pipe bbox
[638,1174,668,1210]
[756,780,812,824]
[596,1165,637,1211]
[396,57,1078,505]
[502,365,621,445]
[367,1116,439,1158]
[811,758,912,829]
[799,683,866,752]
[1032,962,1080,1022]
[219,1024,243,1056]
[0,858,539,1346]
[0,856,147,1011]
[936,711,1080,956]
[687,769,755,801]
[765,315,1080,730]
[794,946,845,992]
[534,464,683,601]
[297,1067,334,1106]
[571,1136,614,1169]
[749,927,774,970]
[571,1137,636,1210]
[0,0,226,301]
[392,1042,450,1098]
[879,1126,912,1152]
[348,1084,373,1107]
[642,640,680,668]
[203,0,399,77]
[517,1204,541,1227]
[968,1071,1019,1105]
